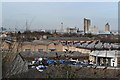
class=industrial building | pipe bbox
[89,50,120,67]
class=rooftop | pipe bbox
[21,40,60,45]
[48,37,97,41]
[90,50,120,57]
[20,51,89,58]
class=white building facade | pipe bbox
[89,50,120,67]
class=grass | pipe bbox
[10,65,120,78]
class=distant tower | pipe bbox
[84,18,91,33]
[26,20,28,31]
[61,22,63,33]
[105,23,110,32]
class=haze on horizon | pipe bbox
[2,2,118,31]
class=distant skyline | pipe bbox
[2,2,118,31]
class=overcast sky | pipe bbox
[2,2,118,31]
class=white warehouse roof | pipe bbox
[90,50,120,58]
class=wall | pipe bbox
[48,43,56,51]
[89,55,96,63]
[34,45,47,52]
[117,57,120,67]
[1,42,10,50]
[1,41,20,52]
[55,43,63,51]
[19,42,63,52]
[20,44,35,52]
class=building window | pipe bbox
[25,49,31,52]
[38,49,43,52]
[49,49,56,51]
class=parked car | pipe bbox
[70,61,77,65]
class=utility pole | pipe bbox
[66,71,68,78]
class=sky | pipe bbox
[2,2,118,31]
[1,0,119,2]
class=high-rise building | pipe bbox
[105,23,110,32]
[84,18,91,33]
[89,26,99,34]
